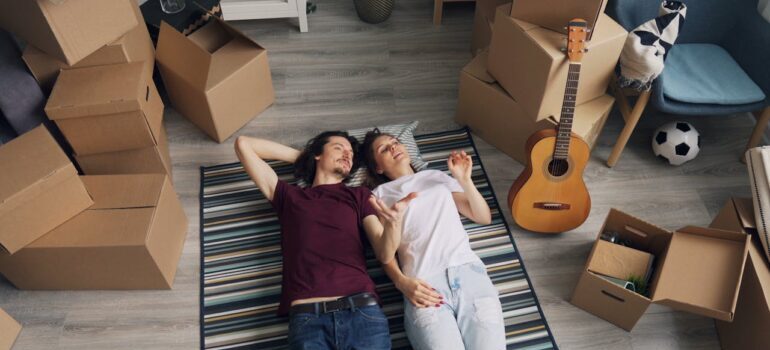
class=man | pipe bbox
[234,131,414,350]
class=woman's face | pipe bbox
[372,135,411,176]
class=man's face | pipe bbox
[315,136,354,180]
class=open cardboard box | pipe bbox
[75,124,173,180]
[0,125,93,255]
[571,209,750,331]
[0,0,138,65]
[0,174,188,290]
[0,307,21,350]
[156,15,274,143]
[510,0,607,40]
[456,51,613,165]
[488,4,626,121]
[45,62,164,156]
[710,198,770,350]
[22,1,154,94]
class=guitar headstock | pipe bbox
[565,18,588,63]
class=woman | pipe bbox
[361,129,506,350]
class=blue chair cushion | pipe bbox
[662,43,766,105]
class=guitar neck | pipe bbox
[554,63,581,160]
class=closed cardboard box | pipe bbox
[45,62,164,155]
[156,16,274,143]
[510,0,607,40]
[0,0,138,65]
[0,174,188,290]
[22,1,154,94]
[456,52,613,165]
[0,307,21,350]
[75,125,172,179]
[710,198,770,350]
[488,5,626,120]
[0,125,93,255]
[571,209,750,331]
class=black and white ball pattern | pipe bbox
[652,121,700,165]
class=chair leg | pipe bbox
[746,106,770,153]
[607,90,652,167]
[433,0,443,25]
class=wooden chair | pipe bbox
[606,0,770,167]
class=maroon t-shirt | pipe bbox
[270,180,378,315]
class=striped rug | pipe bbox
[200,128,558,350]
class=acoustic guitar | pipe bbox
[508,19,591,234]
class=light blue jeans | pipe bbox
[403,262,506,350]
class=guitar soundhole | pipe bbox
[547,159,569,177]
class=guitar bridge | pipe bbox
[533,202,571,210]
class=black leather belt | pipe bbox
[290,293,378,315]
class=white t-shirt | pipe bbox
[372,169,482,279]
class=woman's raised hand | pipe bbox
[369,192,418,225]
[396,276,444,308]
[447,150,473,181]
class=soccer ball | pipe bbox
[652,122,700,166]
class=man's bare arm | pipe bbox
[234,136,301,201]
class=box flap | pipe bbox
[28,207,154,248]
[81,174,165,209]
[0,126,72,205]
[463,51,496,84]
[510,0,607,40]
[733,198,756,231]
[587,240,654,281]
[156,21,212,89]
[0,307,21,350]
[748,236,770,309]
[45,63,146,120]
[653,226,750,321]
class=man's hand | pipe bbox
[447,150,473,182]
[369,192,418,226]
[396,276,444,308]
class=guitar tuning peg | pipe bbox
[584,48,590,53]
[560,47,567,52]
[585,28,592,33]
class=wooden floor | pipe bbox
[1,1,758,349]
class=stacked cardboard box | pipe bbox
[45,62,172,178]
[470,0,511,56]
[0,307,21,350]
[571,209,750,331]
[0,1,189,291]
[457,1,626,166]
[21,2,154,94]
[710,198,770,350]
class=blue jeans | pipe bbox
[288,305,391,350]
[403,262,506,350]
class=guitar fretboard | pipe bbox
[554,63,581,160]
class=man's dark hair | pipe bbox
[294,131,360,184]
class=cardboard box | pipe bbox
[0,174,188,290]
[0,307,21,350]
[0,125,93,255]
[22,2,154,94]
[587,240,654,281]
[45,62,164,156]
[156,16,274,143]
[75,125,173,179]
[710,198,770,350]
[488,5,626,120]
[510,0,607,40]
[571,209,750,331]
[455,52,613,165]
[0,0,138,65]
[471,0,511,55]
